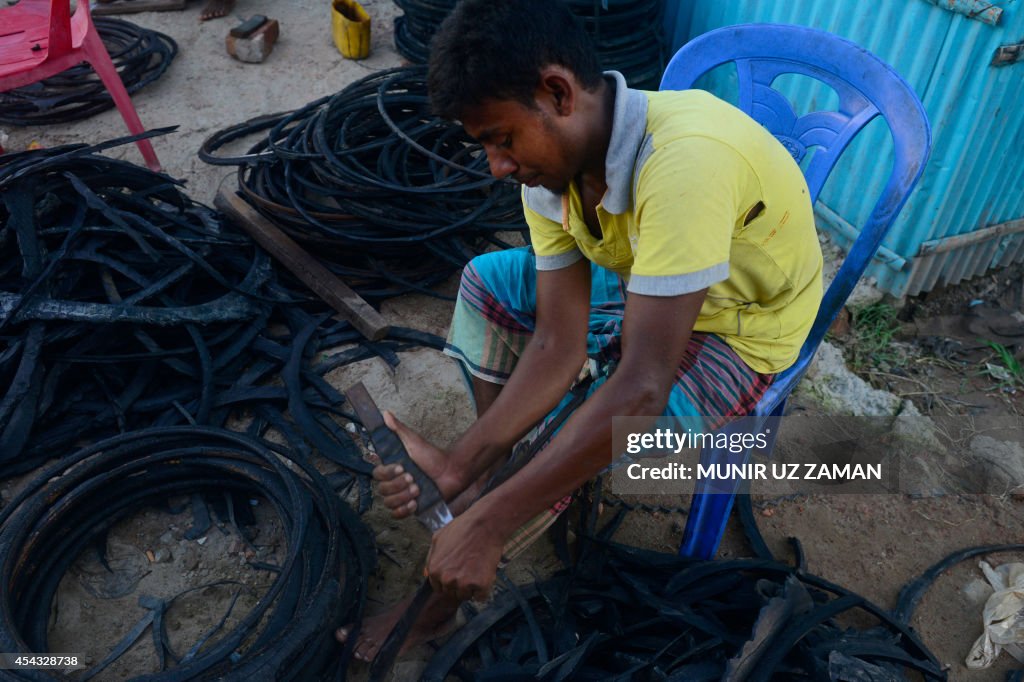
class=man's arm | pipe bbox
[423,287,707,600]
[438,257,594,492]
[376,256,593,512]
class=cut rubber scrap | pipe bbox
[0,139,449,484]
[423,540,947,681]
[0,140,268,471]
[0,426,376,680]
[430,480,942,682]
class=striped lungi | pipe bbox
[443,247,773,559]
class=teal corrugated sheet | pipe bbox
[666,0,1024,296]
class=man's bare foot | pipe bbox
[200,0,235,20]
[335,591,459,662]
[375,411,461,518]
[448,477,489,515]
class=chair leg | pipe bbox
[81,30,161,172]
[678,447,749,559]
[679,495,739,559]
[677,405,787,559]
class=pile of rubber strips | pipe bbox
[199,66,527,301]
[0,137,460,677]
[0,18,177,126]
[392,0,667,89]
[0,135,448,481]
[422,487,981,681]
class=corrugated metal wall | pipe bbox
[665,0,1024,297]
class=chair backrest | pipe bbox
[0,0,75,63]
[660,24,931,406]
[49,0,74,56]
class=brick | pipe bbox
[226,19,279,64]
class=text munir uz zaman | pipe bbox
[623,428,882,481]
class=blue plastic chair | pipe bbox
[659,24,932,559]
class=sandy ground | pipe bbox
[4,2,1024,680]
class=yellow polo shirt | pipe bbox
[525,73,823,374]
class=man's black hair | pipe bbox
[428,0,604,121]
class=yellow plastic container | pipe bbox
[332,0,371,59]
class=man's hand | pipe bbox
[374,413,505,600]
[372,411,459,518]
[425,508,504,601]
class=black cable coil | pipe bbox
[0,426,376,680]
[392,0,667,90]
[393,0,456,65]
[0,136,449,487]
[200,66,527,301]
[566,0,668,90]
[0,17,177,126]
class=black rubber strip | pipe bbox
[895,543,1024,623]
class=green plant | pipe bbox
[848,301,903,371]
[983,340,1024,388]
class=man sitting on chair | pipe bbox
[337,0,823,662]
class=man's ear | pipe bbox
[537,66,576,117]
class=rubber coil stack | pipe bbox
[392,0,667,89]
[566,0,667,90]
[200,66,527,301]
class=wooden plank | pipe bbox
[214,190,390,341]
[92,0,186,16]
